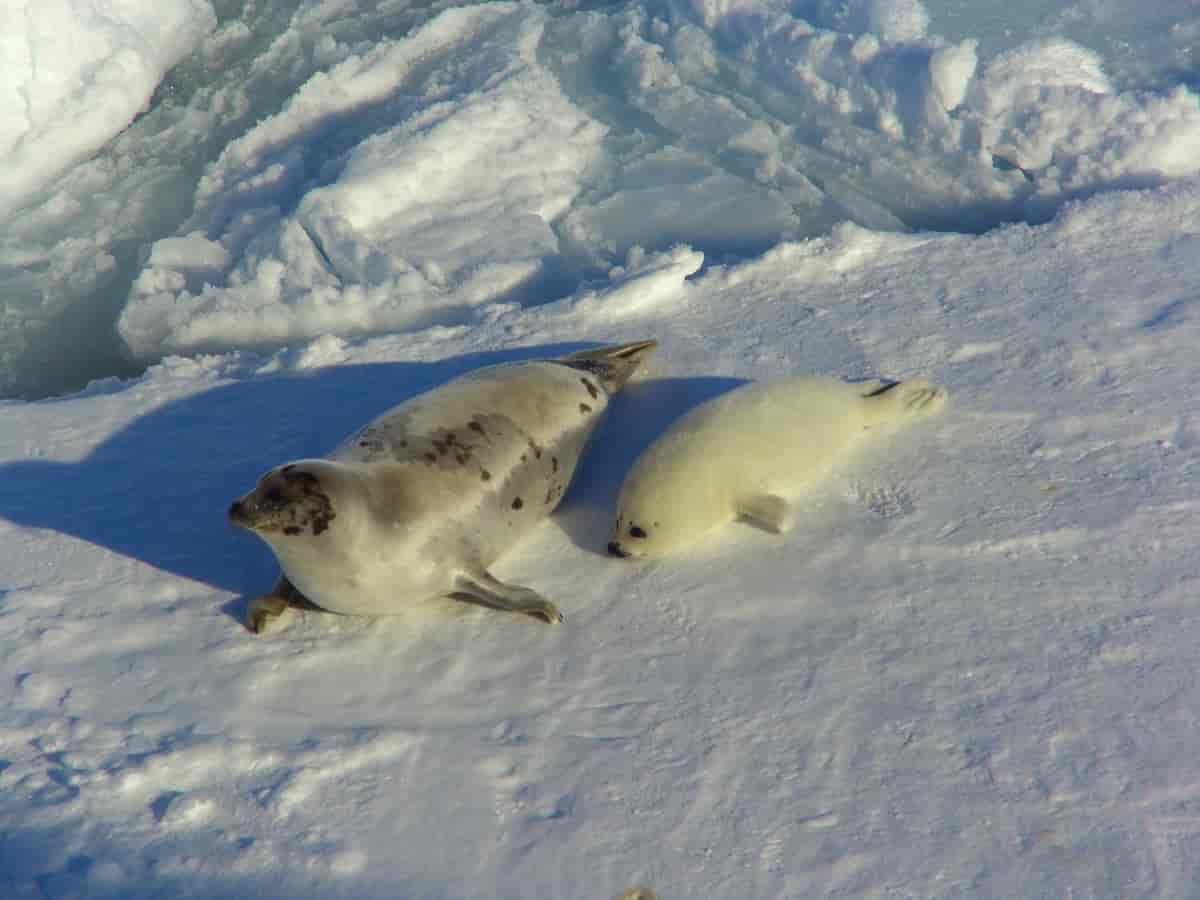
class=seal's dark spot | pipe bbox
[512,497,524,510]
[424,452,437,463]
[253,468,335,536]
[528,439,542,459]
[300,489,335,535]
[455,452,467,465]
[281,469,319,490]
[359,441,369,447]
[481,469,492,481]
[399,439,408,448]
[469,422,485,434]
[566,358,609,380]
[579,403,592,414]
[551,456,558,473]
[629,525,647,539]
[581,377,599,399]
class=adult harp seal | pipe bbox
[230,340,657,633]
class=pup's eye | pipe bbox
[629,525,647,539]
[264,487,284,505]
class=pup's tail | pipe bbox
[559,340,658,394]
[861,377,948,426]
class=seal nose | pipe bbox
[607,541,630,558]
[228,499,247,523]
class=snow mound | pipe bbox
[118,4,605,357]
[112,0,1200,369]
[1,0,1199,401]
[0,0,216,216]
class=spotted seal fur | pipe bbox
[229,340,657,632]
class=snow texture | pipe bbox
[2,0,1200,898]
[0,0,216,217]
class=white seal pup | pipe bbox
[608,376,946,559]
[229,340,657,632]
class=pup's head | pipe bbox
[608,469,716,560]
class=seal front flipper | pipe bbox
[449,569,563,624]
[246,593,289,634]
[245,575,323,634]
[735,493,790,534]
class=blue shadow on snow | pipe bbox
[0,342,745,612]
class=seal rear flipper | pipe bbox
[857,378,894,397]
[449,569,563,624]
[861,377,948,425]
[735,493,790,534]
[895,378,948,414]
[558,340,657,394]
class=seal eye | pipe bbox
[263,487,284,506]
[629,525,647,539]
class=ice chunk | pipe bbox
[0,0,216,216]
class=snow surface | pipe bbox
[2,0,1200,897]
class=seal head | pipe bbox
[229,460,357,539]
[609,468,713,559]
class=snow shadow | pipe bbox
[0,821,451,900]
[0,344,598,601]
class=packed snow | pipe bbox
[2,0,1200,897]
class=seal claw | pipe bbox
[527,602,564,625]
